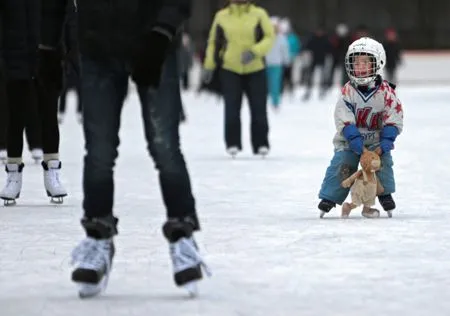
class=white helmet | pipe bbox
[345,37,386,85]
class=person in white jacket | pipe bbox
[317,37,404,218]
[265,20,290,109]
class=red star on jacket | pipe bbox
[383,113,390,122]
[385,96,394,108]
[395,102,403,113]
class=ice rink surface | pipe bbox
[1,84,450,316]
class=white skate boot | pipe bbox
[0,163,24,206]
[71,237,115,298]
[163,219,211,297]
[227,146,239,158]
[42,160,67,204]
[31,148,43,163]
[257,146,269,158]
[0,149,6,164]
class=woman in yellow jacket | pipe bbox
[203,0,275,157]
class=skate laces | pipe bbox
[71,238,112,272]
[170,237,211,277]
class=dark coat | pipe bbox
[41,0,191,60]
[1,0,40,80]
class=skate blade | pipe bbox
[319,211,327,218]
[386,210,393,218]
[50,197,64,204]
[76,274,109,299]
[1,198,16,206]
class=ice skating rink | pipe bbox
[1,81,450,315]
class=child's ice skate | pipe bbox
[31,148,43,163]
[71,216,117,298]
[378,194,395,218]
[0,163,24,206]
[42,160,67,204]
[227,146,239,158]
[163,219,211,297]
[0,149,6,164]
[318,199,336,218]
[257,146,269,158]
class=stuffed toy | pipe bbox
[341,148,384,218]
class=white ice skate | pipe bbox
[31,148,43,163]
[76,112,83,124]
[0,163,23,206]
[42,160,67,204]
[0,149,6,164]
[70,237,114,298]
[58,113,64,124]
[257,146,269,158]
[227,146,239,158]
[169,237,211,297]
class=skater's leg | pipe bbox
[220,69,244,151]
[137,48,198,229]
[82,56,128,219]
[244,69,269,153]
[318,150,359,205]
[138,48,208,294]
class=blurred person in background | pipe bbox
[265,18,290,110]
[279,18,301,96]
[327,23,352,89]
[202,0,275,158]
[352,24,370,41]
[382,27,402,84]
[58,1,82,124]
[302,25,332,100]
[0,0,67,205]
[178,32,194,91]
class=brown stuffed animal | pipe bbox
[341,148,384,218]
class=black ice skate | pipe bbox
[163,218,211,297]
[71,216,117,298]
[318,199,336,218]
[378,194,396,218]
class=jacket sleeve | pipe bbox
[334,86,357,133]
[40,0,68,48]
[383,86,404,134]
[250,8,275,57]
[154,0,192,36]
[203,14,220,70]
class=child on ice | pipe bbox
[317,37,404,218]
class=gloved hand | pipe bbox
[241,50,255,65]
[131,27,173,87]
[201,69,214,84]
[379,125,399,154]
[37,47,63,91]
[342,124,364,155]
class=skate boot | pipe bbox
[0,149,6,164]
[42,160,67,204]
[163,218,211,297]
[318,199,336,218]
[227,146,239,158]
[71,216,118,298]
[58,112,64,124]
[378,194,395,218]
[257,146,269,158]
[31,148,43,163]
[0,163,24,206]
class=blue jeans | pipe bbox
[81,50,198,229]
[266,65,283,106]
[318,149,395,205]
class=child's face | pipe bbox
[353,55,373,78]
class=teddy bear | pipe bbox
[340,148,384,218]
